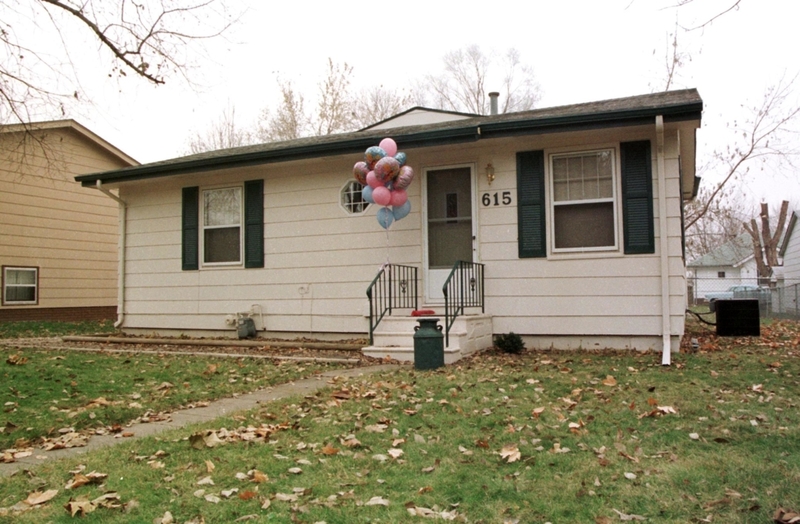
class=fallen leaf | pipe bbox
[25,489,59,506]
[64,496,96,517]
[321,444,339,455]
[500,444,521,463]
[387,448,404,459]
[287,467,303,474]
[365,496,390,506]
[251,470,268,483]
[612,508,647,521]
[602,376,617,387]
[205,459,215,473]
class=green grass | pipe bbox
[0,320,117,339]
[1,319,799,522]
[0,347,353,451]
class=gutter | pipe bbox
[656,116,671,366]
[76,95,703,188]
[94,180,127,329]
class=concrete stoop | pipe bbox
[363,313,493,364]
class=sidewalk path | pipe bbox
[0,364,401,478]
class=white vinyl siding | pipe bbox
[118,123,691,351]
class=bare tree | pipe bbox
[352,85,414,129]
[684,186,752,261]
[1,0,234,125]
[685,76,800,231]
[743,200,789,281]
[257,79,310,142]
[315,58,354,136]
[187,103,254,154]
[422,44,541,115]
[665,0,743,30]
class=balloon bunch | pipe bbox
[353,137,414,230]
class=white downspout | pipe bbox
[655,116,671,366]
[95,180,126,329]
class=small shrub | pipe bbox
[494,332,525,354]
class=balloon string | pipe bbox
[385,226,391,266]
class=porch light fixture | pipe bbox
[485,163,495,185]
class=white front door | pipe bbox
[424,166,476,303]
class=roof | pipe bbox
[76,88,703,187]
[360,106,479,131]
[1,119,139,167]
[688,234,754,267]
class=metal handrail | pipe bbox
[442,260,485,347]
[366,263,418,345]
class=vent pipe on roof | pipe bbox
[489,92,500,115]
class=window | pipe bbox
[517,141,654,258]
[718,271,726,278]
[182,180,264,270]
[203,187,242,264]
[340,180,369,214]
[3,267,38,305]
[550,149,616,251]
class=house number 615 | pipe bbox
[482,191,512,206]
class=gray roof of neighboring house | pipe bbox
[688,234,754,267]
[76,88,702,187]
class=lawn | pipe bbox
[1,318,799,523]
[0,320,356,454]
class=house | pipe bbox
[0,120,138,322]
[75,89,703,363]
[687,234,757,302]
[776,211,800,315]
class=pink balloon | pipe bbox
[379,137,397,158]
[389,188,408,207]
[372,186,391,206]
[366,170,382,188]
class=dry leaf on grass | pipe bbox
[500,444,521,463]
[25,489,59,506]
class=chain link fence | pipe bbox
[687,277,800,319]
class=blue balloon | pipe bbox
[392,200,411,220]
[377,206,394,229]
[394,152,407,166]
[362,185,375,204]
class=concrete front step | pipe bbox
[363,313,493,364]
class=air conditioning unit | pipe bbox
[714,299,760,337]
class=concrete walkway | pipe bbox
[0,364,401,478]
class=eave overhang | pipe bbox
[77,89,702,187]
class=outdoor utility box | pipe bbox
[413,317,444,370]
[715,299,760,337]
[237,317,256,339]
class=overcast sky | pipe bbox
[31,0,800,206]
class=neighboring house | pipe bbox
[0,120,137,322]
[75,89,702,361]
[780,212,800,280]
[687,234,757,301]
[777,212,800,315]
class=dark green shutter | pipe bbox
[620,140,655,254]
[517,150,546,258]
[182,186,199,270]
[244,179,264,268]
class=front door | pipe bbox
[424,166,475,303]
